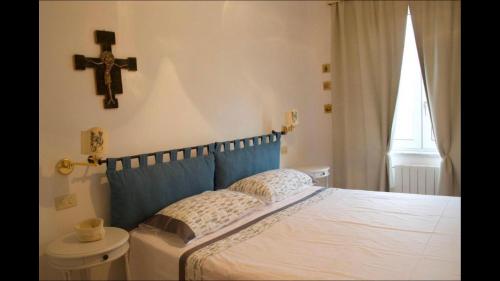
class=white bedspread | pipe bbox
[129,187,460,280]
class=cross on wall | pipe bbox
[74,30,137,109]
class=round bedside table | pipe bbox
[296,166,331,187]
[46,227,130,280]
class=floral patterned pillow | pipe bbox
[142,190,264,243]
[228,169,313,204]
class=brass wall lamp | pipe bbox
[281,110,298,135]
[57,127,108,175]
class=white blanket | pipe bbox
[129,187,460,280]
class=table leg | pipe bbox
[81,268,91,280]
[124,252,131,280]
[62,270,71,281]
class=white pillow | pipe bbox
[228,169,313,204]
[142,190,264,243]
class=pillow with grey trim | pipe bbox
[142,189,264,243]
[228,169,313,204]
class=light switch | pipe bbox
[322,64,331,73]
[55,193,78,211]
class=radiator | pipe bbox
[390,165,440,195]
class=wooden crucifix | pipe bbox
[74,30,137,109]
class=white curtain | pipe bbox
[409,1,461,196]
[331,0,408,191]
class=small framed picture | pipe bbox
[323,81,331,90]
[324,104,332,113]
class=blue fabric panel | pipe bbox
[106,153,215,230]
[214,133,280,189]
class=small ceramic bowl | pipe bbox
[74,218,105,242]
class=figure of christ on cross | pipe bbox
[86,51,130,107]
[74,30,137,109]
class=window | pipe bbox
[391,10,438,154]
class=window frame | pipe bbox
[390,10,438,155]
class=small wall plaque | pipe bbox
[324,104,332,113]
[323,81,332,91]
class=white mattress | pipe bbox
[129,186,460,280]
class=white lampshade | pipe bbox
[81,127,108,156]
[285,110,299,127]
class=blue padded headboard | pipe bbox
[214,131,281,189]
[106,144,215,230]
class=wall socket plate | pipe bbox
[54,193,77,211]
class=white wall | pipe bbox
[39,1,331,279]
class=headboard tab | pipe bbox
[196,146,204,157]
[139,155,148,167]
[207,143,215,154]
[274,131,282,141]
[233,139,241,150]
[253,136,259,145]
[224,141,231,152]
[122,156,131,169]
[107,158,117,171]
[154,152,163,164]
[214,142,222,152]
[183,148,191,159]
[170,149,178,161]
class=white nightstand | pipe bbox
[46,227,130,280]
[296,166,331,187]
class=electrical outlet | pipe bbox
[54,193,77,211]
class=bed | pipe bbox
[105,132,460,280]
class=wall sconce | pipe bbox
[56,127,108,175]
[282,110,299,134]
